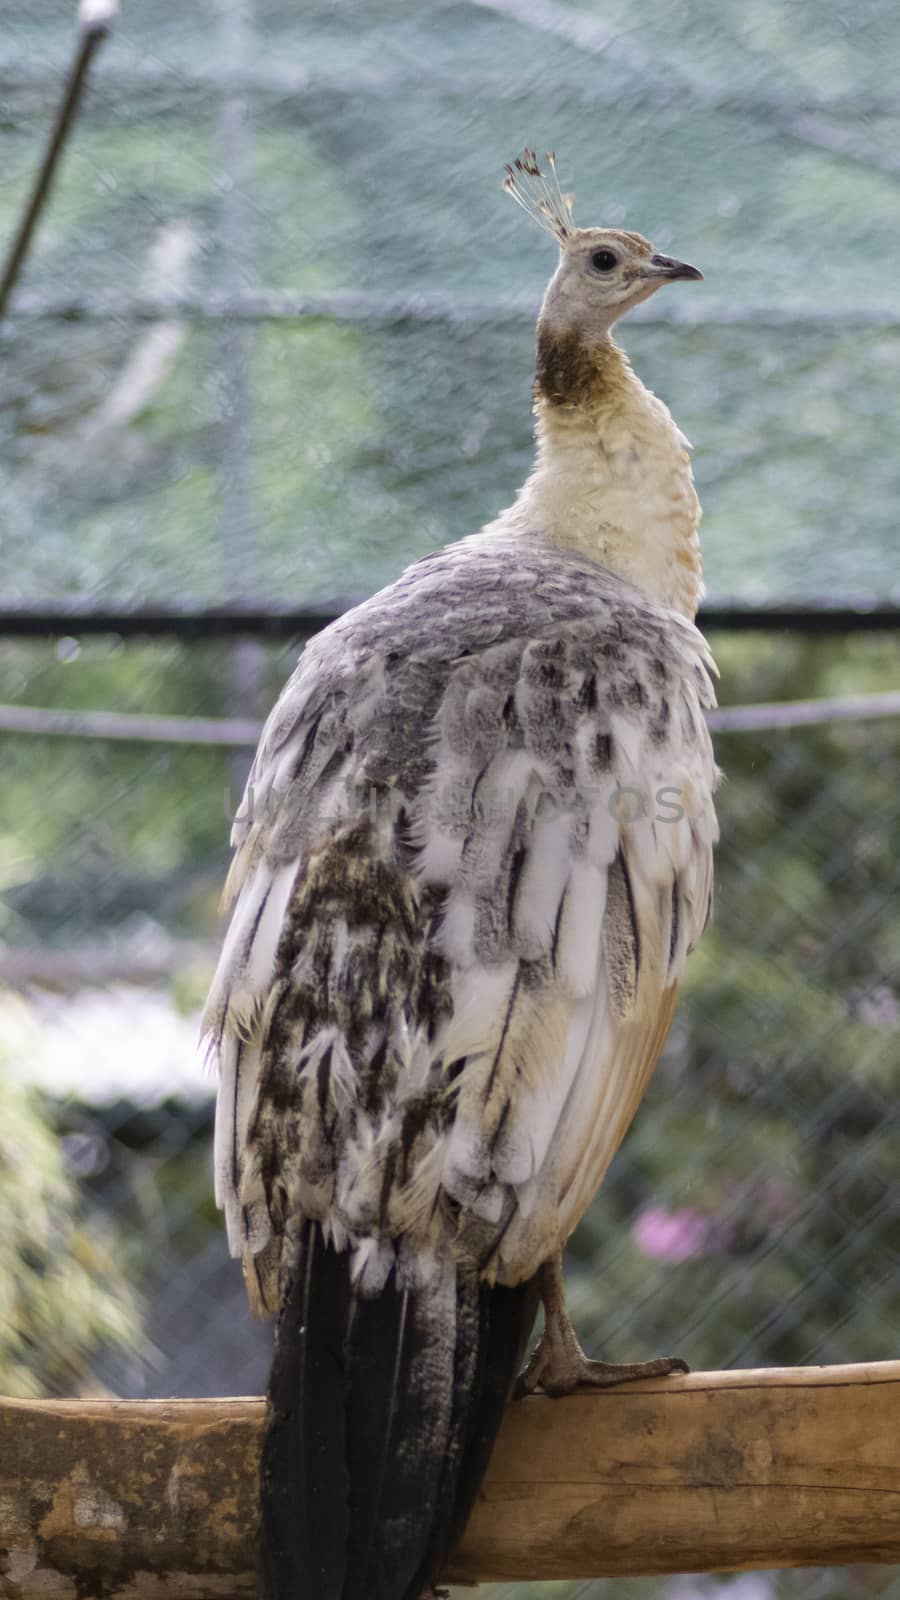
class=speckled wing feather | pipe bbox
[203,528,718,1309]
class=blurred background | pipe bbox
[1,2,899,1598]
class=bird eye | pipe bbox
[591,249,618,272]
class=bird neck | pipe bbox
[505,329,704,620]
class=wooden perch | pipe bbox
[2,1362,899,1597]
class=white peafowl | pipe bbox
[203,149,719,1600]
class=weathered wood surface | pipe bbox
[1,1363,899,1597]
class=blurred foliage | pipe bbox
[0,1007,141,1396]
[0,639,241,945]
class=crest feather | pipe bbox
[503,148,575,242]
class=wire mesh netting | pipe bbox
[6,0,900,610]
[3,633,900,1597]
[2,2,900,1599]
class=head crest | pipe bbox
[502,149,575,242]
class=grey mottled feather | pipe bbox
[204,527,718,1304]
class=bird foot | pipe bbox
[515,1333,688,1399]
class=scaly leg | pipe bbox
[515,1252,689,1399]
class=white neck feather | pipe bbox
[500,338,703,620]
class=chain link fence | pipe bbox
[2,2,900,1598]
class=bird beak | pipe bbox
[647,253,703,282]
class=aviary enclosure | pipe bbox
[1,2,898,1597]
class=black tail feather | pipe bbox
[341,1277,420,1599]
[441,1274,542,1564]
[261,1220,351,1600]
[260,1225,539,1600]
[402,1272,541,1600]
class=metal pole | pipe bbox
[0,0,119,318]
[217,0,266,801]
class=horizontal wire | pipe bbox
[0,53,892,120]
[3,603,900,638]
[3,688,900,748]
[708,690,900,733]
[6,287,900,329]
[0,703,261,747]
[2,16,897,130]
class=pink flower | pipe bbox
[633,1205,711,1262]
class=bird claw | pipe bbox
[557,1352,689,1395]
[515,1256,689,1399]
[513,1340,548,1399]
[515,1336,688,1399]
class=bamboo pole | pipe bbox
[2,1363,899,1597]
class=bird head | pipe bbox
[503,150,702,343]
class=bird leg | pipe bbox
[515,1252,689,1398]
